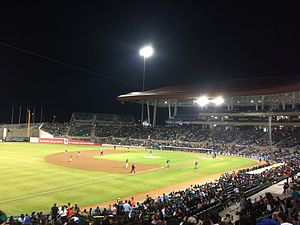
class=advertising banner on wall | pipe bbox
[38,138,65,144]
[68,139,100,146]
[36,138,100,146]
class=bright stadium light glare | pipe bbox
[139,46,153,58]
[212,96,224,105]
[194,96,209,107]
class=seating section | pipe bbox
[41,122,69,137]
[43,112,300,149]
[73,113,93,121]
[68,123,92,137]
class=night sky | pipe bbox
[0,1,299,123]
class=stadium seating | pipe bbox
[41,122,69,137]
[43,117,300,150]
[68,123,92,137]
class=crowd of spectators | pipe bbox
[71,121,300,149]
[68,123,92,137]
[42,123,69,137]
[43,117,300,149]
[210,129,235,144]
[278,132,300,149]
[73,113,93,121]
[95,124,115,137]
[95,114,134,123]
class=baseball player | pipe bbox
[130,164,136,173]
[194,160,199,169]
[166,159,171,168]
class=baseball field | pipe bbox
[0,142,258,215]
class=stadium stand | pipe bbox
[38,119,300,153]
[68,123,92,137]
[41,122,69,137]
[39,112,300,151]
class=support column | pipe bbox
[18,106,22,124]
[255,102,258,111]
[153,100,157,127]
[227,104,230,111]
[168,102,171,119]
[141,101,144,123]
[292,92,295,109]
[282,101,286,111]
[11,105,14,124]
[147,100,151,124]
[174,100,178,116]
[230,98,234,111]
[268,116,272,151]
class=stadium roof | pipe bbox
[117,77,300,102]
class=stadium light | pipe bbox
[139,45,154,124]
[212,96,224,106]
[194,96,225,107]
[194,96,209,107]
[139,46,153,58]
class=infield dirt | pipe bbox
[45,150,161,173]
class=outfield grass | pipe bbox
[0,143,257,215]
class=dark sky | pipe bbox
[0,1,299,123]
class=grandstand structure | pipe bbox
[4,78,300,150]
[66,112,135,140]
[117,78,300,126]
[117,78,300,147]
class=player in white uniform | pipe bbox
[166,159,170,168]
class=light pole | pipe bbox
[139,45,153,123]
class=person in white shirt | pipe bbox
[110,204,117,216]
[123,200,131,220]
[59,206,67,223]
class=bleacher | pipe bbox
[35,112,300,150]
[68,123,93,137]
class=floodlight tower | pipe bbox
[139,45,153,123]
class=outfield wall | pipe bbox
[30,137,101,146]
